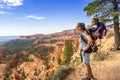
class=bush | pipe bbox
[93,53,108,61]
[71,57,81,66]
[106,32,114,39]
[4,69,13,80]
[44,72,49,80]
[57,57,62,65]
[49,65,74,80]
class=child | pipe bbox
[88,18,107,42]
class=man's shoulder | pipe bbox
[82,30,88,35]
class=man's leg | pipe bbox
[82,52,96,80]
[82,52,92,80]
[85,63,93,78]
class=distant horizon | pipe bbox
[0,28,75,36]
[0,36,19,42]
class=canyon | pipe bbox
[0,27,119,80]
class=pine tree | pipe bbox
[84,0,120,49]
[63,41,73,65]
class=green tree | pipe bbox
[63,41,73,65]
[84,0,120,50]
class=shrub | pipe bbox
[93,53,108,61]
[4,69,13,80]
[71,57,81,66]
[49,65,74,80]
[57,57,62,65]
[44,72,49,80]
[106,32,114,39]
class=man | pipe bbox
[76,23,95,80]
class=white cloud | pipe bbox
[26,15,45,20]
[0,0,23,7]
[0,11,10,14]
[0,0,23,15]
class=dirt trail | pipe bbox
[66,51,120,80]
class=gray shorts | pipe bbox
[81,51,90,64]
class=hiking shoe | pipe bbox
[91,75,97,80]
[91,77,97,80]
[82,77,91,80]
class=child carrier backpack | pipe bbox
[97,22,107,36]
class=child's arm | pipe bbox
[94,27,101,36]
[86,25,96,30]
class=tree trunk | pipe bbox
[113,16,120,50]
[113,0,120,50]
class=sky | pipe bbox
[0,0,93,36]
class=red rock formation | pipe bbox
[21,51,29,56]
[12,69,21,80]
[2,29,81,80]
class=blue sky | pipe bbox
[0,0,93,36]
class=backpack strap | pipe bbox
[81,32,88,44]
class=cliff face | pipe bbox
[18,36,79,80]
[0,30,79,80]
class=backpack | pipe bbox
[81,31,98,53]
[97,22,107,36]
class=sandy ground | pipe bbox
[66,51,120,80]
